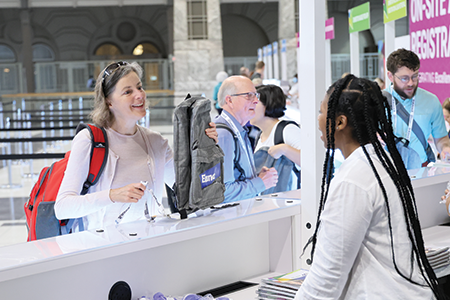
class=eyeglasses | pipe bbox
[394,73,420,83]
[102,61,128,96]
[230,92,260,101]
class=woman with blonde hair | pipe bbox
[55,61,217,231]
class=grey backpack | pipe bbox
[170,94,225,218]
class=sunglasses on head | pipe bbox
[102,61,129,96]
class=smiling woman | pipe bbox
[54,61,218,232]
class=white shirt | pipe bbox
[296,145,434,300]
[254,120,301,152]
[55,126,175,231]
[255,120,301,190]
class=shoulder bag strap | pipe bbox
[392,96,428,151]
[274,120,299,145]
[274,120,301,188]
[216,123,246,180]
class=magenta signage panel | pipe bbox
[410,0,450,103]
[325,17,335,40]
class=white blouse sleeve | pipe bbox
[283,123,301,150]
[55,129,112,220]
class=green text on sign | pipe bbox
[348,2,371,33]
[383,0,407,23]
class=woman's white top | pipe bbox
[296,145,434,300]
[254,120,301,152]
[254,120,301,190]
[55,126,175,231]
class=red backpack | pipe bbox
[24,123,108,241]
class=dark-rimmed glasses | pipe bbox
[230,92,260,101]
[102,61,128,96]
[394,73,420,84]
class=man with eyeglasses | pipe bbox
[215,76,278,202]
[384,48,450,169]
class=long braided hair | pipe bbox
[305,74,445,299]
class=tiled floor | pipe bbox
[0,124,175,248]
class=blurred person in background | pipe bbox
[250,61,265,80]
[213,71,229,115]
[240,66,250,78]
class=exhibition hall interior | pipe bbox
[1,0,450,299]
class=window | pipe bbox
[187,0,208,40]
[32,44,55,62]
[133,43,159,56]
[95,44,122,56]
[0,45,15,62]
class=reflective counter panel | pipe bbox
[0,195,301,276]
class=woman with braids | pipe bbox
[295,74,445,299]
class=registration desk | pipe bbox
[1,164,449,299]
[416,164,450,281]
[221,165,450,299]
[409,164,450,229]
[0,190,301,299]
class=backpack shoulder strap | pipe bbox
[274,120,299,145]
[216,123,246,180]
[274,120,301,189]
[75,123,109,195]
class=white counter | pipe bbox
[422,225,450,279]
[1,163,449,299]
[0,191,301,299]
[409,164,450,229]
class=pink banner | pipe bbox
[325,17,335,40]
[410,1,450,103]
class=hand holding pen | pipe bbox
[109,182,146,203]
[439,181,450,204]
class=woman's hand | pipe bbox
[268,143,301,166]
[109,182,146,203]
[268,144,286,159]
[205,122,218,143]
[441,189,450,216]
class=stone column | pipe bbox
[20,9,35,93]
[167,5,174,56]
[278,0,297,80]
[173,0,224,105]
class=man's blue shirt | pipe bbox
[386,86,447,163]
[215,111,265,202]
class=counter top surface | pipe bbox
[408,163,450,188]
[0,194,301,277]
[422,225,450,278]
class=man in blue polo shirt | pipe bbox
[215,75,278,202]
[385,48,450,169]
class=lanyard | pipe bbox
[221,113,256,177]
[391,88,415,142]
